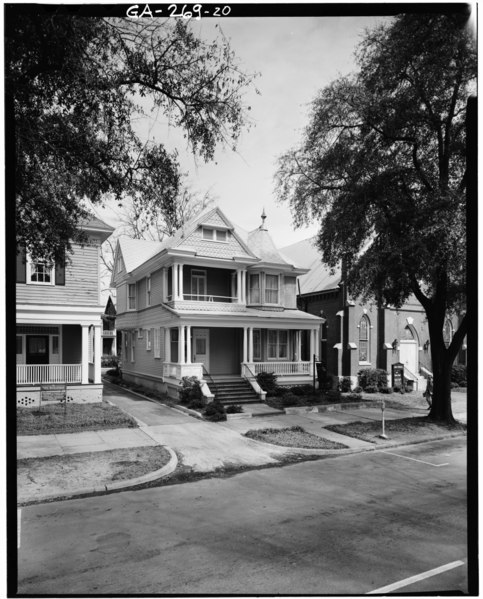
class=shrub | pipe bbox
[290,386,305,396]
[353,386,363,393]
[226,404,244,414]
[187,397,207,410]
[101,355,120,368]
[179,376,203,403]
[339,377,352,393]
[393,385,401,393]
[364,385,378,393]
[404,385,412,393]
[203,401,226,421]
[451,365,467,385]
[325,389,341,402]
[345,393,362,402]
[451,381,459,389]
[281,393,300,407]
[379,386,393,394]
[459,379,467,388]
[358,368,388,391]
[256,372,279,396]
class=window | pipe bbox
[170,328,179,363]
[443,319,454,348]
[191,269,207,300]
[202,227,228,242]
[359,315,370,363]
[249,274,260,303]
[30,261,53,284]
[265,275,279,304]
[146,329,152,351]
[128,284,136,310]
[253,329,261,361]
[146,276,151,306]
[154,328,161,359]
[268,330,288,359]
[137,328,143,339]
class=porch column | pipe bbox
[162,267,168,302]
[172,264,179,300]
[81,325,89,384]
[164,327,171,362]
[112,333,117,356]
[179,264,184,300]
[93,324,102,384]
[309,328,316,360]
[241,270,247,303]
[296,330,302,362]
[243,326,248,362]
[178,325,185,364]
[237,270,242,303]
[248,327,254,363]
[186,325,192,364]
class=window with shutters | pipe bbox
[16,247,66,286]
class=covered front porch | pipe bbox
[16,306,106,406]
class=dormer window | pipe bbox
[202,227,227,242]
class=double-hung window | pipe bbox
[253,329,261,361]
[128,284,136,310]
[265,275,279,304]
[191,269,207,300]
[267,330,288,359]
[249,274,260,303]
[202,228,227,242]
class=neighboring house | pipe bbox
[16,216,114,407]
[281,237,465,390]
[102,295,118,357]
[111,207,322,400]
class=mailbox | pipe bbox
[391,362,404,389]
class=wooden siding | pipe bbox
[284,277,297,309]
[117,282,128,314]
[16,243,100,306]
[151,267,164,305]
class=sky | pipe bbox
[93,13,388,250]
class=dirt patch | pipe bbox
[245,426,348,449]
[17,445,171,504]
[17,402,138,435]
[326,417,466,444]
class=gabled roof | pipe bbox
[281,237,341,295]
[117,237,164,274]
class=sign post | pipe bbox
[391,362,404,389]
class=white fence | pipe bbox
[17,364,82,385]
[249,362,312,376]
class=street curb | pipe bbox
[18,446,178,506]
[242,430,466,457]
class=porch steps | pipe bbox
[209,377,259,405]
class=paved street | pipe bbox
[17,437,467,595]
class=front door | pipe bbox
[399,340,418,375]
[26,335,49,365]
[192,328,209,372]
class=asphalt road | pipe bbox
[16,437,468,596]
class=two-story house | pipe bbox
[16,216,114,406]
[281,237,466,389]
[111,207,322,400]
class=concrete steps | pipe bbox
[209,377,259,405]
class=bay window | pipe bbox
[265,275,279,304]
[249,274,260,303]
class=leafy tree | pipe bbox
[276,13,475,423]
[7,8,256,264]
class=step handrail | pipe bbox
[202,366,217,397]
[241,363,266,401]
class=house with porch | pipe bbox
[112,207,322,401]
[16,216,114,407]
[281,237,465,390]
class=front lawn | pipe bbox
[245,426,348,449]
[17,402,138,435]
[17,445,172,504]
[326,416,466,444]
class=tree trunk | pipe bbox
[426,312,456,424]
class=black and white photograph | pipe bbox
[8,2,476,596]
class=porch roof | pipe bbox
[168,306,323,324]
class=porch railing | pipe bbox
[249,361,312,376]
[17,364,82,385]
[166,294,237,303]
[162,362,203,380]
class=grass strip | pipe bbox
[245,425,348,449]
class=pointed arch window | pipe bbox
[359,315,370,363]
[443,319,454,348]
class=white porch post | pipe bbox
[296,330,302,361]
[243,326,248,362]
[165,327,171,362]
[173,264,179,300]
[237,270,242,303]
[186,325,192,364]
[336,310,344,377]
[94,325,102,384]
[310,328,315,359]
[248,327,253,363]
[179,264,184,300]
[241,270,247,303]
[315,327,321,360]
[178,325,185,364]
[81,325,89,384]
[112,333,117,356]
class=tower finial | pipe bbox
[260,208,267,230]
